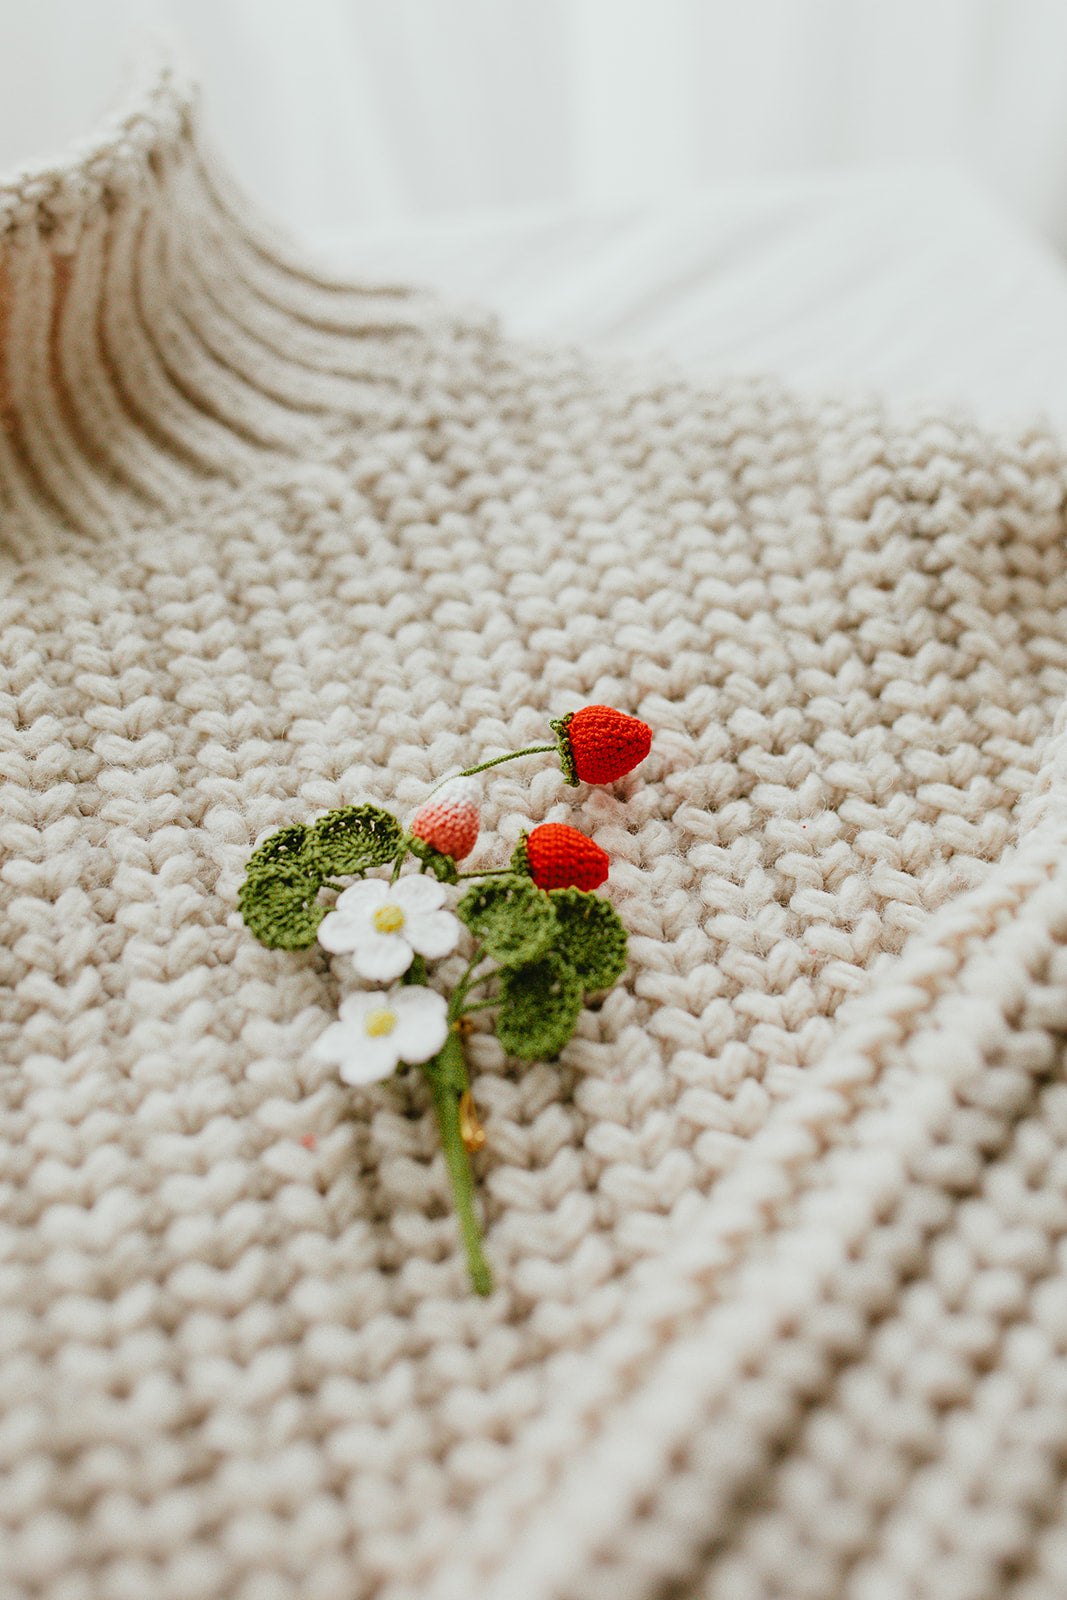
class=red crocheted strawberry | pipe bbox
[409,777,481,861]
[551,705,652,785]
[513,823,609,892]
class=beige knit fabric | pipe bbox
[5,60,1067,1600]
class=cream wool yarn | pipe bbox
[6,57,1067,1600]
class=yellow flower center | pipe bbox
[373,903,406,935]
[364,1007,397,1038]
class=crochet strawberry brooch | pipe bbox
[238,707,651,1294]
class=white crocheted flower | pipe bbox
[313,985,450,1085]
[317,875,460,981]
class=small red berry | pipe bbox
[409,777,481,861]
[552,705,652,785]
[521,823,609,892]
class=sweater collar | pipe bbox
[0,59,443,555]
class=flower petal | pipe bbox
[406,909,461,961]
[311,1019,353,1064]
[392,875,447,914]
[317,909,364,953]
[332,879,389,917]
[349,931,414,983]
[336,992,378,1026]
[390,991,450,1064]
[338,1036,401,1085]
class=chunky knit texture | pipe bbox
[6,58,1067,1600]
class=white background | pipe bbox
[5,0,1067,252]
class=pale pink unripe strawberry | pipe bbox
[409,777,481,861]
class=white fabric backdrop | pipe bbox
[5,0,1067,250]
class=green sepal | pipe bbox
[548,888,628,990]
[496,953,583,1059]
[456,876,556,967]
[245,823,316,876]
[237,862,326,950]
[407,835,460,883]
[549,713,579,786]
[509,834,532,878]
[309,803,404,876]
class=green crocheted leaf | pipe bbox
[456,876,556,967]
[245,823,316,876]
[495,953,583,1059]
[238,863,326,950]
[548,888,628,990]
[309,804,404,876]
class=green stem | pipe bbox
[425,745,557,796]
[449,946,490,1018]
[455,866,519,880]
[458,744,557,777]
[422,1032,492,1296]
[459,996,499,1015]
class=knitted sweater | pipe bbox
[5,61,1067,1600]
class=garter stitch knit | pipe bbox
[7,57,1067,1600]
